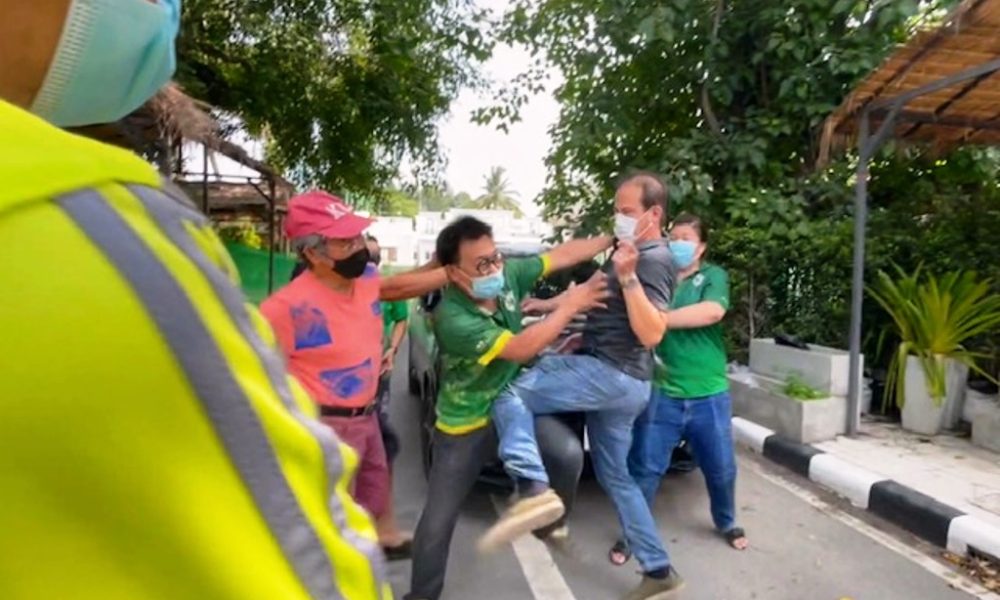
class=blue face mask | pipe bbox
[669,240,699,269]
[31,0,181,128]
[471,268,505,300]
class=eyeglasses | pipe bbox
[325,236,364,254]
[474,251,505,276]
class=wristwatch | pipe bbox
[619,275,640,290]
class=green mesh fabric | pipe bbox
[224,242,298,304]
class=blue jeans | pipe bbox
[629,390,737,532]
[492,354,670,572]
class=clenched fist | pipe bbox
[612,241,639,279]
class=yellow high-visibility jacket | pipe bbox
[0,100,390,600]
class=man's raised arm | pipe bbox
[613,242,669,348]
[379,259,448,301]
[545,235,614,273]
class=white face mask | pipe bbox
[614,211,653,242]
[614,213,638,241]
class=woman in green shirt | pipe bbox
[610,213,748,565]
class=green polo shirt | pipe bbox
[655,263,730,399]
[381,300,409,351]
[433,255,551,434]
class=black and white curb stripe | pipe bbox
[732,417,1000,561]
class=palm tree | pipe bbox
[472,166,523,217]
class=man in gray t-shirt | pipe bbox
[582,238,676,380]
[479,172,685,600]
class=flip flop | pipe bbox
[723,527,748,550]
[608,539,631,566]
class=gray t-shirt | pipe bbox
[581,238,676,380]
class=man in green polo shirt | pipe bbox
[406,216,612,600]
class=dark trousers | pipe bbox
[375,372,400,466]
[406,416,584,600]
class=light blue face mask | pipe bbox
[31,0,181,128]
[669,240,699,269]
[471,267,505,300]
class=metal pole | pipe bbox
[268,178,276,294]
[846,111,871,437]
[201,144,209,214]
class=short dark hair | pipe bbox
[671,212,708,242]
[365,233,378,243]
[617,170,669,224]
[436,216,494,266]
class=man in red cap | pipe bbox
[261,190,447,558]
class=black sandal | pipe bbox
[608,539,631,566]
[723,527,748,550]
[383,539,413,561]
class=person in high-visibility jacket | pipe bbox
[0,1,423,598]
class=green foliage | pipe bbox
[385,190,421,218]
[215,217,263,249]
[415,185,472,212]
[343,189,420,218]
[177,0,492,194]
[470,166,524,216]
[783,374,826,401]
[480,0,1000,372]
[868,266,1000,409]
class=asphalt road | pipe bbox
[383,344,992,600]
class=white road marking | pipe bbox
[744,457,1000,600]
[490,495,578,600]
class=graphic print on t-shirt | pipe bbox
[320,358,375,399]
[290,302,333,349]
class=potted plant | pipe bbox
[868,266,1000,435]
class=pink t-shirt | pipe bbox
[261,265,383,409]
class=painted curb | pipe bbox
[732,417,1000,560]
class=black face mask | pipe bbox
[332,247,370,279]
[371,254,382,267]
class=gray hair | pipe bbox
[290,234,327,262]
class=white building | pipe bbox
[366,216,418,266]
[366,209,553,267]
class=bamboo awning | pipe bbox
[69,83,292,187]
[821,0,1000,161]
[176,180,294,213]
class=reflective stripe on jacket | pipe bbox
[0,100,390,600]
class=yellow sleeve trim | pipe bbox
[540,253,553,278]
[477,330,514,366]
[436,417,490,435]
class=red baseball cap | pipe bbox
[284,190,374,240]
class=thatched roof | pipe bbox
[69,83,292,187]
[177,180,294,213]
[821,0,1000,161]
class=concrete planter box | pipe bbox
[965,386,1000,423]
[749,338,863,398]
[968,388,1000,452]
[900,356,969,436]
[729,372,847,444]
[972,410,1000,453]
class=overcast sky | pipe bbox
[434,0,561,218]
[187,0,560,218]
